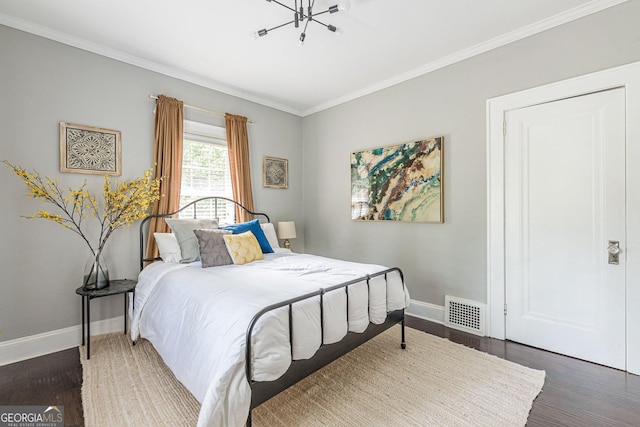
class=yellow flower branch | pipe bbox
[4,160,161,258]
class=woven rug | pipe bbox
[80,326,545,426]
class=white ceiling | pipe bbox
[0,0,626,116]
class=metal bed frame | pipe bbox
[138,197,407,426]
[139,196,270,269]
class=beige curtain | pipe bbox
[146,95,184,260]
[225,113,255,223]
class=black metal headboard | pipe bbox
[139,196,270,270]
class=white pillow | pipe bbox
[260,223,280,249]
[154,233,181,263]
[165,218,219,262]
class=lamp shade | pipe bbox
[277,221,297,239]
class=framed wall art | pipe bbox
[60,122,122,176]
[351,136,443,223]
[263,156,288,189]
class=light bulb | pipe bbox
[251,29,268,39]
[338,0,350,11]
[298,32,306,46]
[327,25,342,36]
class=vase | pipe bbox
[83,251,110,290]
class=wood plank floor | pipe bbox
[0,347,83,426]
[405,317,640,426]
[1,316,639,426]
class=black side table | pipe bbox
[75,279,137,359]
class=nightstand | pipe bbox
[75,279,137,359]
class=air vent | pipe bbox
[444,295,486,336]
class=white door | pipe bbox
[504,88,626,370]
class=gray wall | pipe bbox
[2,1,639,344]
[302,1,640,307]
[0,25,303,342]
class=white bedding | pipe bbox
[130,251,410,427]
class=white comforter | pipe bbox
[130,251,410,427]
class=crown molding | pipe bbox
[1,0,627,118]
[300,0,628,116]
[0,13,304,117]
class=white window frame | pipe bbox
[183,120,226,145]
[180,120,233,221]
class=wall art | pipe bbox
[263,156,288,189]
[60,122,121,176]
[351,136,443,223]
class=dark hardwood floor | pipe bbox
[1,316,639,426]
[0,347,83,426]
[406,316,640,427]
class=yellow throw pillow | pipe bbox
[223,231,264,265]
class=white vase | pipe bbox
[83,251,110,290]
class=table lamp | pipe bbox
[277,221,297,249]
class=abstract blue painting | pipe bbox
[351,137,443,223]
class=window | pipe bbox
[179,120,234,223]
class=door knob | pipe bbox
[608,241,620,264]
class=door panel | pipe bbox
[505,88,626,369]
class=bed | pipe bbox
[132,197,410,426]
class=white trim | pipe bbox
[0,303,444,366]
[301,0,629,116]
[0,316,125,367]
[406,299,445,324]
[0,14,301,117]
[0,0,627,117]
[486,60,640,374]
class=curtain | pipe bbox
[225,113,255,223]
[146,95,184,260]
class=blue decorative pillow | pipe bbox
[222,219,274,253]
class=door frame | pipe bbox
[486,61,640,374]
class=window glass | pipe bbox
[179,121,234,223]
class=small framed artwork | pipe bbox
[351,136,443,223]
[60,122,122,176]
[263,156,288,189]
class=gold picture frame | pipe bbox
[263,156,288,189]
[350,136,444,223]
[60,122,122,176]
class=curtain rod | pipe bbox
[149,95,253,123]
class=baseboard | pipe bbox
[0,300,442,367]
[406,299,445,324]
[0,315,125,367]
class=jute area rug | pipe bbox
[81,326,545,426]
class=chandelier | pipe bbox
[251,0,351,46]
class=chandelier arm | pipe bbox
[309,0,316,21]
[270,0,297,13]
[312,18,330,28]
[302,15,311,33]
[266,19,297,33]
[255,0,347,43]
[311,9,331,19]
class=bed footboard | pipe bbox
[245,268,406,426]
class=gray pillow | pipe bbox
[194,229,233,268]
[165,218,219,263]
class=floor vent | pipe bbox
[444,295,486,336]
